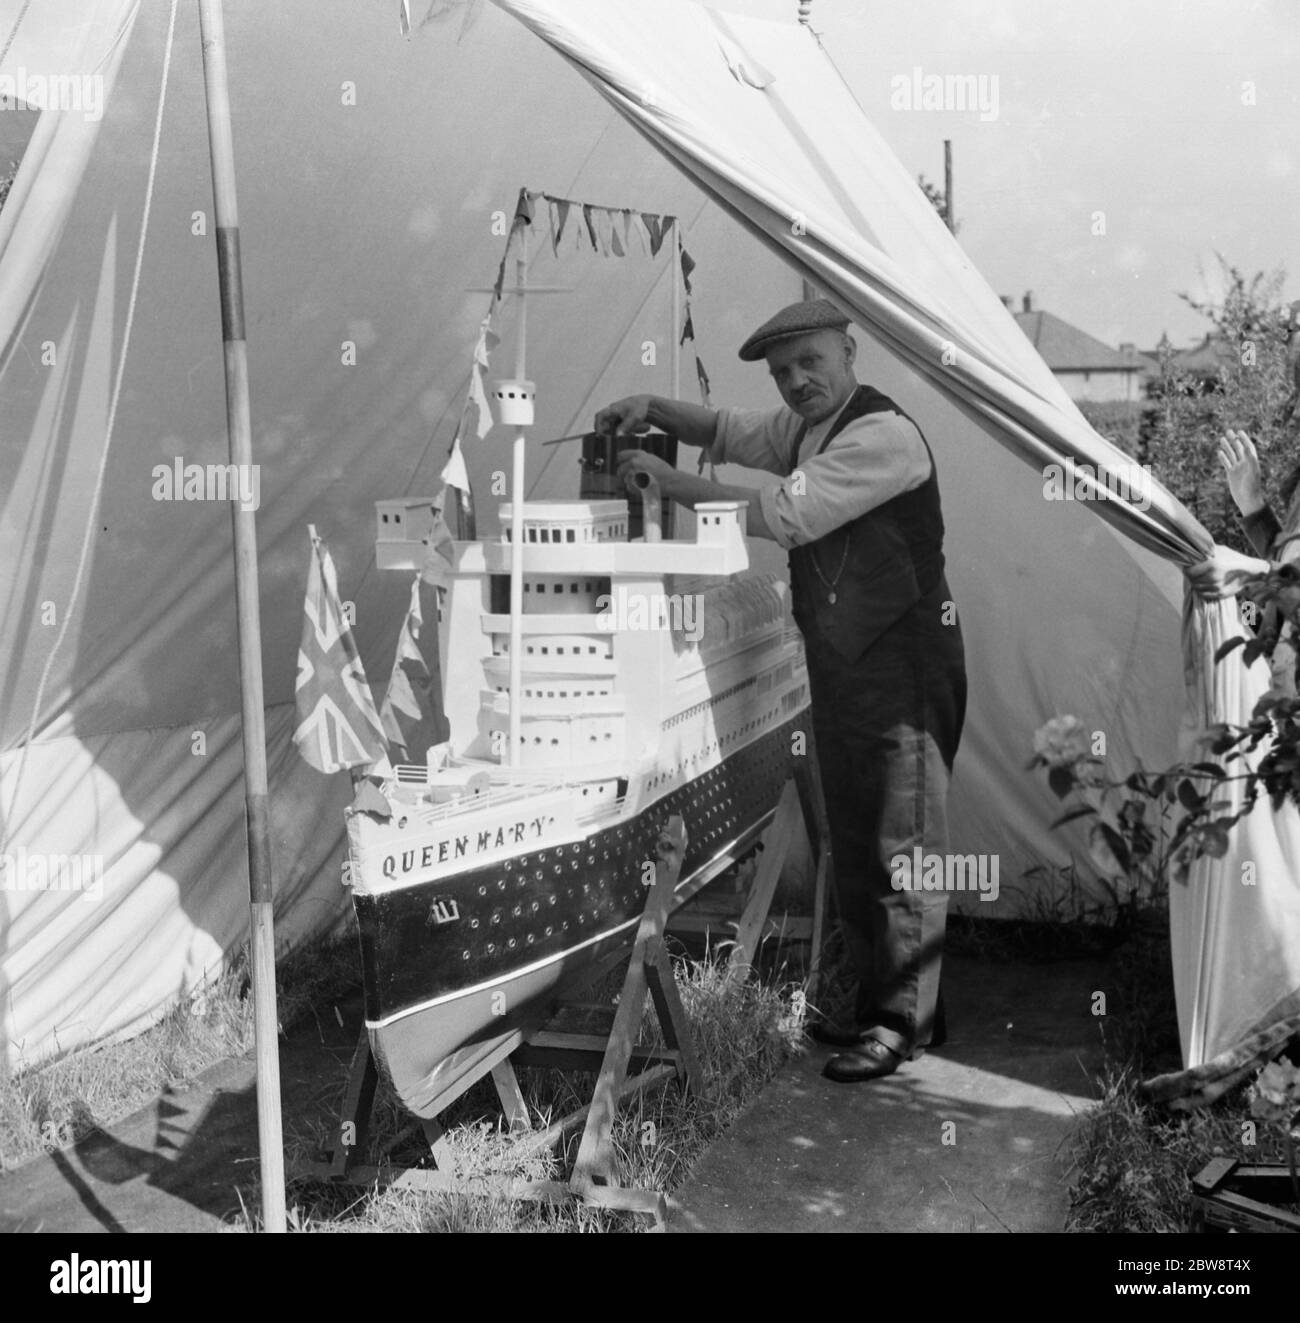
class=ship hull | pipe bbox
[354,712,804,1117]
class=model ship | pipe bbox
[344,252,810,1118]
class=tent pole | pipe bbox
[197,0,286,1234]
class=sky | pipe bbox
[730,0,1299,351]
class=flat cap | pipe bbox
[738,298,851,361]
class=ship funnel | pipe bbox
[491,379,536,427]
[632,471,663,543]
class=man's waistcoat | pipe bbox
[786,384,951,664]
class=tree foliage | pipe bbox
[1141,256,1299,553]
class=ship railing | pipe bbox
[574,794,626,825]
[390,763,552,795]
[397,777,569,825]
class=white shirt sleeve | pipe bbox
[712,405,804,476]
[757,412,933,550]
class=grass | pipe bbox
[0,926,361,1173]
[234,948,809,1232]
[1052,886,1297,1231]
[1067,1066,1299,1232]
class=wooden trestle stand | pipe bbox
[299,755,831,1228]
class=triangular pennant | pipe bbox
[609,218,625,257]
[553,198,571,253]
[582,203,600,251]
[597,208,616,256]
[398,0,411,38]
[680,246,696,296]
[441,435,470,492]
[695,355,712,406]
[641,212,664,256]
[680,310,695,346]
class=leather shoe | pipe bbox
[822,1038,905,1083]
[807,1020,869,1048]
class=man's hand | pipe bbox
[616,448,677,498]
[1185,544,1271,601]
[595,396,654,439]
[1216,429,1267,516]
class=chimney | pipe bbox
[1022,291,1033,313]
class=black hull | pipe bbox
[352,713,804,1116]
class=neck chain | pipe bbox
[809,530,851,605]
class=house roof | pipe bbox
[1170,333,1233,374]
[1013,309,1143,372]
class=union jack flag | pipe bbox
[293,526,391,776]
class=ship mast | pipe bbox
[507,226,528,766]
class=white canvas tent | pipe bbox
[2,0,1297,1084]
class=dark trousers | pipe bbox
[807,619,967,1055]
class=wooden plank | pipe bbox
[571,817,687,1191]
[645,939,704,1096]
[329,1029,378,1177]
[667,912,812,940]
[333,1165,575,1204]
[421,1116,457,1176]
[807,847,830,1001]
[513,1037,680,1074]
[576,1182,669,1227]
[793,753,833,1002]
[490,1060,532,1134]
[729,782,802,978]
[521,1064,679,1157]
[1193,1187,1300,1233]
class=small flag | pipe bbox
[379,573,447,762]
[422,480,460,590]
[467,315,499,441]
[293,526,391,776]
[442,434,469,492]
[398,0,411,37]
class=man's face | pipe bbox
[765,329,857,423]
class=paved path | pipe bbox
[668,954,1108,1232]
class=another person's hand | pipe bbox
[1216,429,1267,516]
[1185,544,1271,601]
[616,448,677,498]
[595,396,654,439]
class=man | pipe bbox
[595,298,967,1082]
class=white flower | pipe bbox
[1033,715,1090,768]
